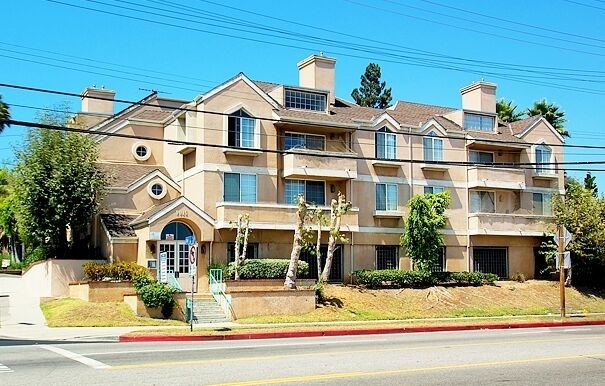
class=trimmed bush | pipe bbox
[83,261,147,281]
[228,258,309,279]
[353,270,497,289]
[133,273,176,318]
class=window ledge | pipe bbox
[223,148,262,157]
[421,163,449,172]
[373,210,404,218]
[532,171,558,180]
[372,160,401,168]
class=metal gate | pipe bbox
[473,247,508,278]
[300,245,343,282]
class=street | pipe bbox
[1,325,605,385]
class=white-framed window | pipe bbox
[224,173,257,203]
[376,183,398,211]
[285,180,325,205]
[376,245,399,270]
[147,181,167,200]
[469,150,494,164]
[227,242,259,263]
[532,193,552,215]
[423,131,443,161]
[424,186,445,195]
[535,144,553,174]
[464,113,495,131]
[470,191,495,213]
[228,109,255,148]
[285,89,327,111]
[432,247,446,272]
[284,132,325,151]
[132,142,151,161]
[375,127,396,160]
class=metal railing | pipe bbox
[209,268,233,320]
[167,270,183,291]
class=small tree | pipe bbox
[584,172,598,197]
[401,191,451,272]
[284,194,308,289]
[351,63,393,109]
[320,192,352,283]
[232,213,250,281]
[496,98,523,123]
[0,95,9,134]
[527,99,568,137]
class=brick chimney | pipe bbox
[297,54,336,105]
[460,81,497,113]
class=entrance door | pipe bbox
[157,221,194,291]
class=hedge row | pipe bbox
[353,269,498,288]
[83,261,148,281]
[228,258,309,279]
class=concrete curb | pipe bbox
[119,319,605,342]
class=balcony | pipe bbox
[468,167,525,190]
[532,169,559,181]
[468,213,553,235]
[216,202,359,231]
[283,150,357,180]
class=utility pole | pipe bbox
[558,225,566,318]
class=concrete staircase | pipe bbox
[190,295,229,324]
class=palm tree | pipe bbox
[527,99,569,137]
[0,95,9,134]
[496,99,524,122]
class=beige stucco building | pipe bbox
[81,54,564,291]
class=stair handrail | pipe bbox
[209,268,234,320]
[167,270,183,292]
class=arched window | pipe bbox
[375,127,396,160]
[228,109,255,148]
[535,144,552,174]
[423,131,443,161]
[159,221,194,275]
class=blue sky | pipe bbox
[2,0,605,187]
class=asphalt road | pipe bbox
[1,326,605,385]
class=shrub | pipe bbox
[352,270,498,288]
[510,272,526,283]
[133,273,175,318]
[83,261,148,281]
[228,258,309,279]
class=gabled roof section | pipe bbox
[274,99,378,128]
[387,100,456,127]
[510,115,565,143]
[130,196,215,228]
[100,214,137,238]
[254,80,281,94]
[196,73,280,109]
[97,163,177,191]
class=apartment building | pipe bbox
[83,54,564,291]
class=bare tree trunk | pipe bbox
[321,193,351,283]
[240,213,250,266]
[284,195,307,289]
[234,214,243,281]
[315,217,322,280]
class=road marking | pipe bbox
[40,345,110,369]
[563,328,590,332]
[110,334,605,370]
[510,330,551,335]
[0,363,13,373]
[211,352,605,385]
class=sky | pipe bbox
[2,0,605,188]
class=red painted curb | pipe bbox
[118,319,605,343]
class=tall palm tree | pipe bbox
[527,99,569,137]
[496,98,524,122]
[0,95,9,134]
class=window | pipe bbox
[473,247,508,278]
[375,127,396,160]
[424,186,445,195]
[285,180,325,205]
[224,173,257,203]
[376,183,398,211]
[533,193,552,215]
[227,242,259,263]
[132,142,151,161]
[228,109,255,148]
[431,247,446,272]
[535,144,552,174]
[147,181,167,200]
[464,113,495,131]
[299,245,343,282]
[423,131,443,161]
[470,191,495,213]
[284,133,325,151]
[376,246,399,270]
[285,89,327,111]
[469,150,494,164]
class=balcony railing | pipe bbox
[468,166,526,189]
[282,149,357,180]
[216,202,359,230]
[468,212,553,235]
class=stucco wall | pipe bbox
[22,259,103,297]
[68,281,135,302]
[228,288,315,319]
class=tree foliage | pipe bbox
[351,63,393,109]
[496,99,523,122]
[553,178,605,286]
[401,191,451,272]
[584,172,598,197]
[527,99,569,137]
[0,95,9,134]
[13,106,107,258]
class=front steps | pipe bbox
[190,295,229,324]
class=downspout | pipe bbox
[408,126,414,199]
[465,134,471,272]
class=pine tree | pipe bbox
[351,63,393,109]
